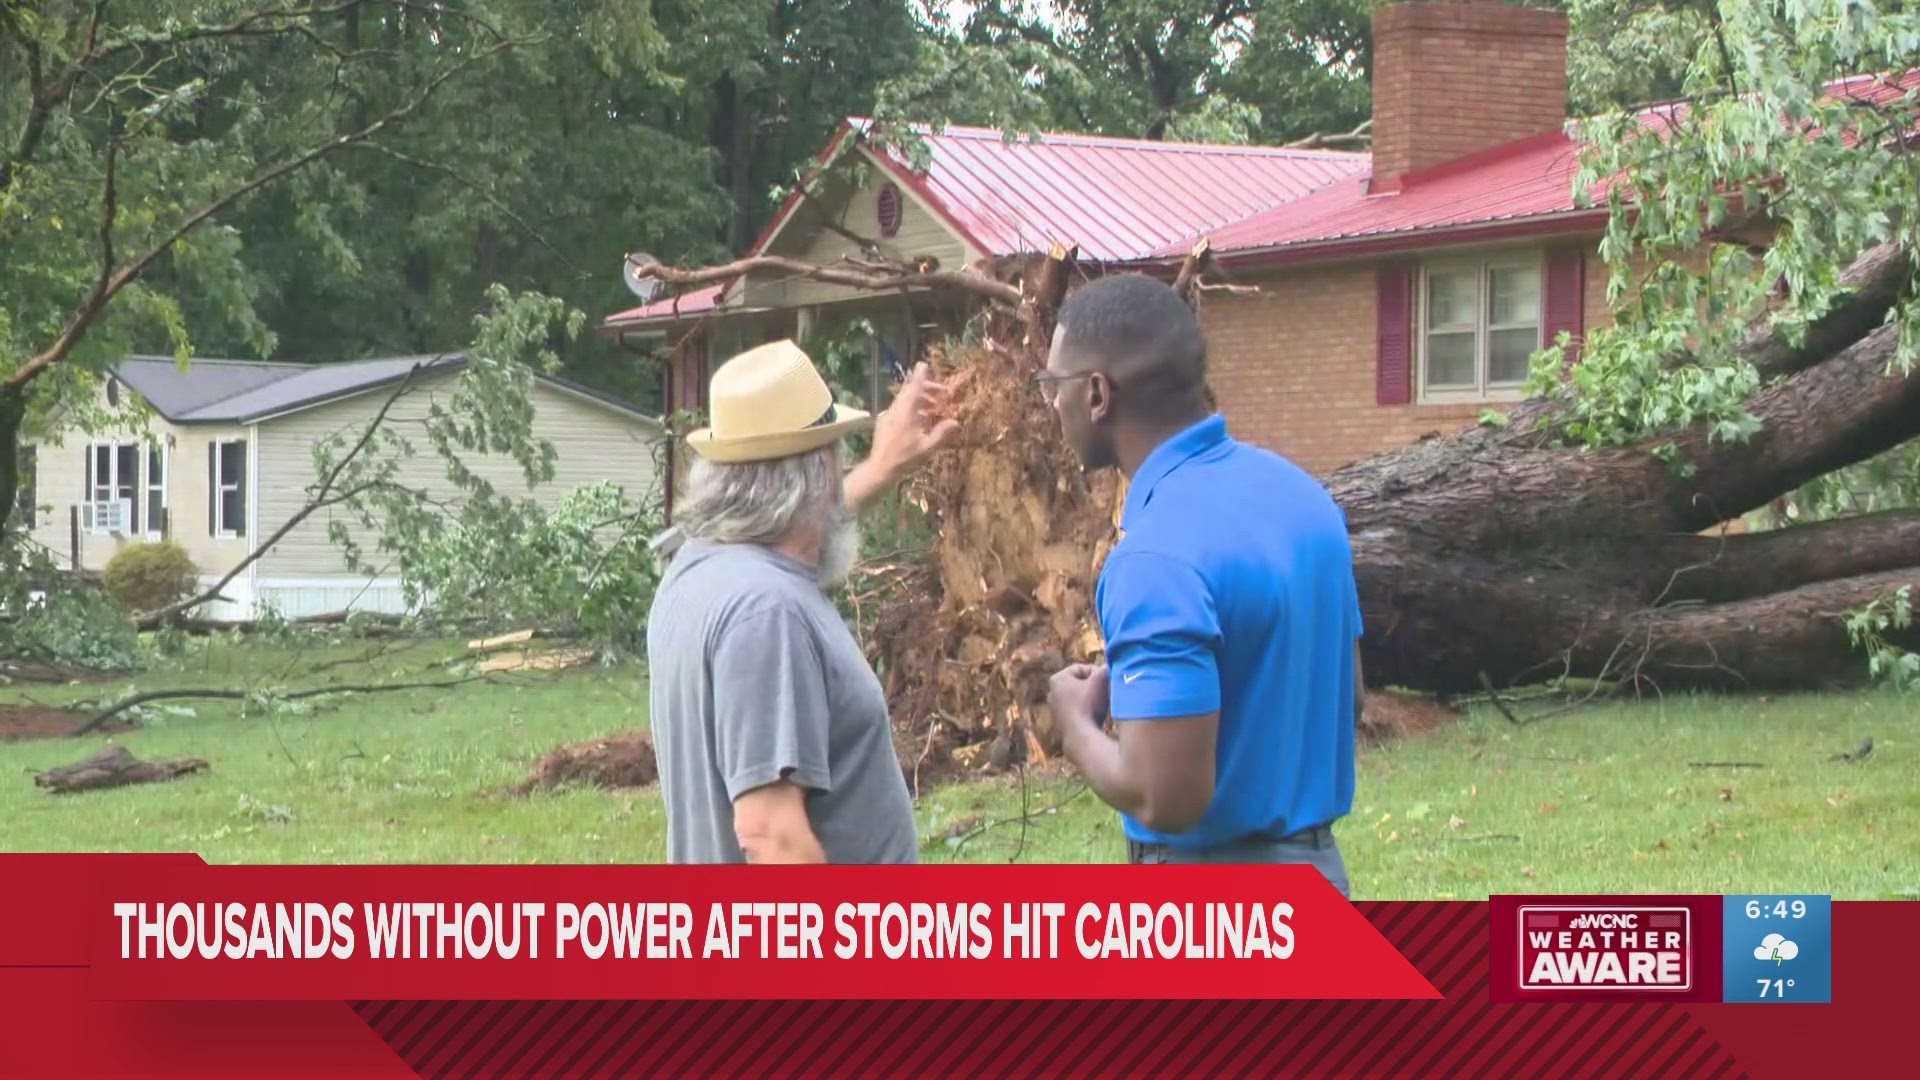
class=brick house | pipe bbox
[600,1,1911,506]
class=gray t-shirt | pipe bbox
[645,536,918,864]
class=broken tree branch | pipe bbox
[134,361,433,628]
[34,745,209,794]
[623,252,1026,315]
[4,34,523,392]
[1285,119,1372,151]
[1171,238,1210,300]
[70,673,502,737]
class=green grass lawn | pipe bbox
[2,639,1914,899]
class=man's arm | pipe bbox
[711,606,835,863]
[733,781,827,863]
[842,362,957,514]
[1058,693,1217,832]
[1054,552,1222,834]
[842,457,898,515]
[1355,642,1366,728]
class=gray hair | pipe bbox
[676,443,846,546]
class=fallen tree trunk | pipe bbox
[1333,276,1920,692]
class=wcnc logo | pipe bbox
[1488,896,1723,1003]
[1518,906,1691,991]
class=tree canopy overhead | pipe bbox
[621,0,1920,759]
[7,1,1920,709]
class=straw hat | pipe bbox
[685,339,873,463]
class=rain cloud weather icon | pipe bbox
[1754,933,1800,965]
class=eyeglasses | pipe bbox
[1031,370,1099,402]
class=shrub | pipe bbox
[102,541,198,614]
[0,539,144,670]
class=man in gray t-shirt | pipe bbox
[646,339,956,864]
[649,538,916,863]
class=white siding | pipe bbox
[23,383,251,579]
[253,376,662,581]
[255,577,409,619]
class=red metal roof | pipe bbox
[862,120,1368,263]
[604,284,723,329]
[1184,67,1920,262]
[1178,131,1600,260]
[602,67,1917,329]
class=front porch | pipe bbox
[605,287,975,520]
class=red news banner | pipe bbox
[85,861,1439,1001]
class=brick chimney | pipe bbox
[1369,1,1569,193]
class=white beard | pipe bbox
[817,505,862,588]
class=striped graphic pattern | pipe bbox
[353,902,1749,1078]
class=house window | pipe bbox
[1419,259,1542,400]
[145,442,167,538]
[209,439,246,538]
[84,441,142,534]
[14,445,35,526]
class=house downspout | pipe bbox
[246,423,261,619]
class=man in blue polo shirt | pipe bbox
[1041,274,1363,892]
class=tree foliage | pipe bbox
[0,542,143,670]
[7,0,1919,692]
[0,0,546,536]
[1526,0,1920,467]
[321,286,666,660]
[889,0,1372,143]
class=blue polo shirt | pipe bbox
[1096,414,1361,848]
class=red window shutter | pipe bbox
[1375,264,1414,406]
[1543,247,1587,365]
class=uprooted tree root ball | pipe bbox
[870,330,1123,787]
[852,246,1139,788]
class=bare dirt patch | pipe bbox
[0,703,131,742]
[508,731,657,796]
[1359,691,1462,746]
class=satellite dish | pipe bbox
[622,252,662,303]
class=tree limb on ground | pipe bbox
[34,745,209,795]
[70,674,501,737]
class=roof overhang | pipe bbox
[1190,208,1613,272]
[597,302,783,341]
[240,358,659,433]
